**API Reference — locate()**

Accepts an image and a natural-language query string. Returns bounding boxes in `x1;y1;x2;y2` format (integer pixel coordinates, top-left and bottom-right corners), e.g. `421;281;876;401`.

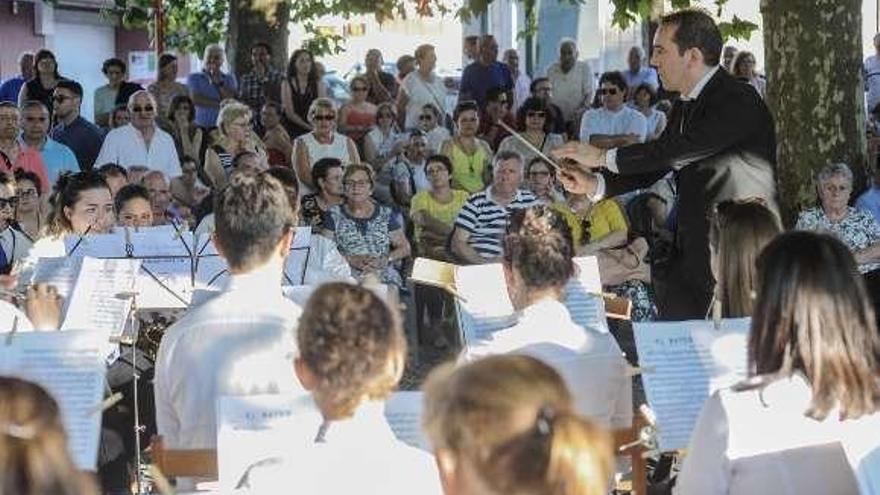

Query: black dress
285;78;318;138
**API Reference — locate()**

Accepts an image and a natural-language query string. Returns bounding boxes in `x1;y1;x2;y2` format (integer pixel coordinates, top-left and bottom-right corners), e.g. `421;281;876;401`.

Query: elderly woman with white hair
186;44;237;128
293;97;360;196
796;162;880;317
203;101;266;189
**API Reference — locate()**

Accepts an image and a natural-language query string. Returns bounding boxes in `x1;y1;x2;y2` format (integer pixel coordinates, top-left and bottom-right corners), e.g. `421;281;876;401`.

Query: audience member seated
579;71;647;147
166;94;203;169
260;101;294;168
623;46;659;96
504;48;531;112
142;170;175;226
0;174;33;272
523;157;563;203
463;206;632;427
397;44;447;131
281;48;327;138
237;41;284;116
632;83;667;141
108;104;130;129
363;49;399;105
365;102;405;204
498;97;565;166
95;91;182;178
148;53;190;128
731;50;766;99
203;101;265;189
396;54;416;82
300;157;344;230
411;155;469;261
17;49;66;114
0;376;100;495
13;169;43;241
417;103;450;154
115;183;153;228
169;155;208;213
477;86;515;151
323;164;410;293
96;163;128;198
439;101;493;194
293;98;359;196
795;163;880;309
50;80;104;171
0;52;33;104
187;44;238;129
530;77;567;135
18;100;78;186
243;283;439;494
451;151;537;264
338;75;377;146
155;172;305;490
546;39;594;133
676;232;880;495
458;34;513;110
94;58;143;128
0;103;49;190
423;354;614;495
709;199;781;318
127;165;149;186
856;157;880;225
389;129;430;209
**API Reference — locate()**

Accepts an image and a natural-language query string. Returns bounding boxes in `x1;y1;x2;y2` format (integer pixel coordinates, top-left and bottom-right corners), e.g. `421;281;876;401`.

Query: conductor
553;9;777;320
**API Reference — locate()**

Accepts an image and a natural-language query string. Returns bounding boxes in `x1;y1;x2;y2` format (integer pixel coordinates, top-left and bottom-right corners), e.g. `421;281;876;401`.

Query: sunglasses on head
132;105;155;113
598;88;619;96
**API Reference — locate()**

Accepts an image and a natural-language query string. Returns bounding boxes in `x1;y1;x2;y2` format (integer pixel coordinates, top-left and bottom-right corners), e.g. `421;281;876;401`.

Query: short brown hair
748;231;880;420
423;355;613;495
297;283;406;419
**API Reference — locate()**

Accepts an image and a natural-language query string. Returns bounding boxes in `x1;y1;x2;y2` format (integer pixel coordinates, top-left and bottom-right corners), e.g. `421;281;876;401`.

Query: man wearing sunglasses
578;71;647;147
50;80;105;171
95;90;181;178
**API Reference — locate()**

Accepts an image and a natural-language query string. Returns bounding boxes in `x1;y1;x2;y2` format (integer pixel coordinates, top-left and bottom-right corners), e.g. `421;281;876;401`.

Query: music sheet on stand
453;264;516;347
31;256;83;312
633;318;750;451
0;330;106;470
384;391;430;452
61;258;140;341
564;256;609;334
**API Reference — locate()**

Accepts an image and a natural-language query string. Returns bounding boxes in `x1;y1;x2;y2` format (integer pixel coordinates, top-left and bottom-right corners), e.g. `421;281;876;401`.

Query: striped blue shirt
454;187;538;260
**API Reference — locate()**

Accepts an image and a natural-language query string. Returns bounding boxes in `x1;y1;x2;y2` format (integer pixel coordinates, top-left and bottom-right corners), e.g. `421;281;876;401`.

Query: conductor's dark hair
661;9;723;67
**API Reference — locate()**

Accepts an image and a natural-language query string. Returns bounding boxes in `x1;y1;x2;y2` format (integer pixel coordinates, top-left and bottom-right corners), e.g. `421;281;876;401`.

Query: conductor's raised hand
551;141;606;170
558;161;599;197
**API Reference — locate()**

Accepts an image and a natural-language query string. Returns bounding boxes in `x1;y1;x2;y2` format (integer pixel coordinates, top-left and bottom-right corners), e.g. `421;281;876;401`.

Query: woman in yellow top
439;101;492;193
410;154;468;350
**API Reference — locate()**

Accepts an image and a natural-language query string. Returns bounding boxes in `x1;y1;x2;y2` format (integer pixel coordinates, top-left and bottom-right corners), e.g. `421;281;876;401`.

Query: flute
495;119;563;172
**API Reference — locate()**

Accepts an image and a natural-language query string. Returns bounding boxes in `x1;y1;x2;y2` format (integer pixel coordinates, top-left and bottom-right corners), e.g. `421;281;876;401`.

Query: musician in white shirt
155;172;306;463
463;205;632;430
242;283;441;494
676;232;880;495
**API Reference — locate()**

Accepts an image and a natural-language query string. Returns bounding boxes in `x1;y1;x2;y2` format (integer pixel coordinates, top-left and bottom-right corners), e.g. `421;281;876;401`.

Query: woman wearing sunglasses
498;96;564;166
293;97;360;197
338;75;377;146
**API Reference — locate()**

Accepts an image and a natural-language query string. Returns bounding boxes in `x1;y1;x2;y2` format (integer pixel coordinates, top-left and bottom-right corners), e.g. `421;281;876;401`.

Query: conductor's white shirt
675;375;880;495
243;399;442;495
463;297;633;430
155;259;306;452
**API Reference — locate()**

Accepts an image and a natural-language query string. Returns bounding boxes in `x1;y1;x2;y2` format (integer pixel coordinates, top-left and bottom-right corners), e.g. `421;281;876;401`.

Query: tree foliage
607;0;758;41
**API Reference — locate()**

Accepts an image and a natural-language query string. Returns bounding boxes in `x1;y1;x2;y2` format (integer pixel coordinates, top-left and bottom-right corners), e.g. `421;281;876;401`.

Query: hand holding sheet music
633;318;750;451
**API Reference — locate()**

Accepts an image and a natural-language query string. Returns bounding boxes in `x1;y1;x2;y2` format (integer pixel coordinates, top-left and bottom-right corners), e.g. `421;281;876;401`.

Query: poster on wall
128;51;157;84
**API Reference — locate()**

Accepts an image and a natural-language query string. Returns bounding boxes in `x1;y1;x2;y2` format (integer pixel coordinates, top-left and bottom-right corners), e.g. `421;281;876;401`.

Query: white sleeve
590;173;607;202
94;132;117;167
154;341;181;445
630;112;648;143
578;111;596;143
610;356;634;430
673;391;732;495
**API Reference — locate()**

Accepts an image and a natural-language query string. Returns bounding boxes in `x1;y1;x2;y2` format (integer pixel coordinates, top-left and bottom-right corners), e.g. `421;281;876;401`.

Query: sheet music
384;391;430;452
216;394;321;491
61;258;140;340
136;257;194;309
64;228;194;258
194;255;229;290
31;256;83;309
563;256;609;333
633;318;750;451
453;264;516;346
0;330;106;470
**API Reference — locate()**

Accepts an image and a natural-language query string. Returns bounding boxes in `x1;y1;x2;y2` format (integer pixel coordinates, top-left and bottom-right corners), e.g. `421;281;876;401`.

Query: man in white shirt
503;49;531;113
545;38;594;131
579;71;648;147
462;205;631;429
95;90;181;178
865;33;880;116
623;46;659;98
155;171;305;458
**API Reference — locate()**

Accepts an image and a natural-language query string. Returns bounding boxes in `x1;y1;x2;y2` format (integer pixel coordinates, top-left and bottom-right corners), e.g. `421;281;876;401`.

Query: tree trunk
227;0;290;78
762;0;866;226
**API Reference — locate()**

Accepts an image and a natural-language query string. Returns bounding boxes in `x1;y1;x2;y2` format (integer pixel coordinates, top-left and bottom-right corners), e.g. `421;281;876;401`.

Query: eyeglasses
352;86;368;91
313;114;336;121
598;88;619;96
526;111;546;118
131;105;155;113
344;179;371;189
18;189;37;198
419;114;433;121
0;197;19;209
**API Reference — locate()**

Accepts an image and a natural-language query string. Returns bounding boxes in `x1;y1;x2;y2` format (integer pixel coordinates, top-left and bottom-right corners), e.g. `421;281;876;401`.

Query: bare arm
451;227;487;265
577;229;628;256
281;81;313;131
588;134;642;149
294;139;315;190
855;241;880;264
388;229;411;262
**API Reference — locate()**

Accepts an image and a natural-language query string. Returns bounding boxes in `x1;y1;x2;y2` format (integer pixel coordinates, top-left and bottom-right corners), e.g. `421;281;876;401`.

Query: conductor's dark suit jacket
604;68;778;319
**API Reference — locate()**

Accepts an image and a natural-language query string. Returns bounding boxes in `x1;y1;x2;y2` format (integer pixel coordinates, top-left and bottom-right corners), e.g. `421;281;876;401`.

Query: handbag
597;237;651;286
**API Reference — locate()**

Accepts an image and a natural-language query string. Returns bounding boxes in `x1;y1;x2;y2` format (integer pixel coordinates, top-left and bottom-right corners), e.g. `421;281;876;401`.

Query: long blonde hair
423;355;613;495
